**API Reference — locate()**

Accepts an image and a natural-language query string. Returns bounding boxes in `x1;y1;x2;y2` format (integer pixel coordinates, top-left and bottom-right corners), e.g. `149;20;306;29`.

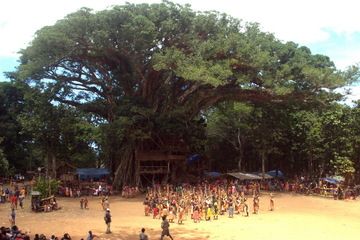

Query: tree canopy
16;1;350;118
6;1;359;186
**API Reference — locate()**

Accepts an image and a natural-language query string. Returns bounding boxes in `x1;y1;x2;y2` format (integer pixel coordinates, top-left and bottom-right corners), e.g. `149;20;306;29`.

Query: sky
0;0;359;100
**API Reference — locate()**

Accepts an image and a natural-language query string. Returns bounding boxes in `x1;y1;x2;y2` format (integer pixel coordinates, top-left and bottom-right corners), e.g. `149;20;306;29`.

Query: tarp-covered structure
321;177;342;185
251;172;274;179
187;154;201;164
204;171;223;178
267;170;285;178
76;168;110;180
227;172;262;180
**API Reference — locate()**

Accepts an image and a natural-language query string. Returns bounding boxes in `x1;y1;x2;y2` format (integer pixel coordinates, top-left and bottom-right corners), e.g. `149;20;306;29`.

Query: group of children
143;180;275;224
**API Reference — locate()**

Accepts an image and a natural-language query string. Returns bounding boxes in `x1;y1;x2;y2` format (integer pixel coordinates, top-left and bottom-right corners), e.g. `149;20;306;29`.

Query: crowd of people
121;186;140;198
0;184;26;208
0;225;30;240
1;174;358;240
58;182;112;198
0;227;98;240
142;180;273;225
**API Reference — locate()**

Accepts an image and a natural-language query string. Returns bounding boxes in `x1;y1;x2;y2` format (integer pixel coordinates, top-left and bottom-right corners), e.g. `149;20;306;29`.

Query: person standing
160;215;174;240
228;199;234;218
243;198;249;217
104;197;110;210
253;194;260;214
139;228;149;240
10;194;17;209
9;208;16;226
84;197;89;209
104;208;112;234
19;187;25;209
101;196;105;210
269;193;274;211
80;198;84;209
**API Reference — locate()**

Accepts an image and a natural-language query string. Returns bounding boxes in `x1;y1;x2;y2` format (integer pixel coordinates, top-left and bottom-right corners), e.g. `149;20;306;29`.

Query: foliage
33;177;60;198
0;82;31;171
0;142;9;177
330;155;355;176
204;99;360;180
206;102;252;170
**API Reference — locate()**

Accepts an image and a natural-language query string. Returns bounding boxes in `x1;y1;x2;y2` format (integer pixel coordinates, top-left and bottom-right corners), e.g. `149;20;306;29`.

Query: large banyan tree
15;1;353;187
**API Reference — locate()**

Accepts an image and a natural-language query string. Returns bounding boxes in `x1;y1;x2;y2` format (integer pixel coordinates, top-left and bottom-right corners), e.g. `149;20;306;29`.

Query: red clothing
193;210;199;222
153;207;159;218
11;195;17;204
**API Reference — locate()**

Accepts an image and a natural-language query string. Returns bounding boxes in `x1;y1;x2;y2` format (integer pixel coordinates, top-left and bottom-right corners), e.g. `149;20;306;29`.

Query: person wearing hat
104;208;112;234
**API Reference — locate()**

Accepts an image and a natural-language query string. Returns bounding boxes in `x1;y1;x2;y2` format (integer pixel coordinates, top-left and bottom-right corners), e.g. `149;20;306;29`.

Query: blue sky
1;0;359;100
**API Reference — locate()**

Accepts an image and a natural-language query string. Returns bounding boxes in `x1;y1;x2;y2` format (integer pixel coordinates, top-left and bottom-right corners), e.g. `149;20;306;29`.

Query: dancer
104;208;112;234
269;193;274;211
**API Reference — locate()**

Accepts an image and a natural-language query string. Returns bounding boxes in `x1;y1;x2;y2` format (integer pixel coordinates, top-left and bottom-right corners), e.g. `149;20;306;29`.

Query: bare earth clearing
1;193;359;240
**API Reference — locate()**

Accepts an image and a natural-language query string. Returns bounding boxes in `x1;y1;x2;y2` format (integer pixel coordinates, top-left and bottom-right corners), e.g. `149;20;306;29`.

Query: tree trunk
308;154;313;177
46;151;50;178
261;149;266;179
51;152;56;178
236;128;243;171
112;144;138;190
237;155;243;172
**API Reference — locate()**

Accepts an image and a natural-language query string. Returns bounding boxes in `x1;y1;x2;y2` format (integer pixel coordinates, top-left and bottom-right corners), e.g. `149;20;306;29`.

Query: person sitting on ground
61;233;71;240
86;231;97;240
39;234;47;240
139;228;149;240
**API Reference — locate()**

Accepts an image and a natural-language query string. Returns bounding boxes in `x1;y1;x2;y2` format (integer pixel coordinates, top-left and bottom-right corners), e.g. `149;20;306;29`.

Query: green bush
33;177;60;198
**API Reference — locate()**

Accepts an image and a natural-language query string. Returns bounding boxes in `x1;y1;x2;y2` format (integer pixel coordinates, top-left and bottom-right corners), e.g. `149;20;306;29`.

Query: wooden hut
56;161;77;182
136;137;189;185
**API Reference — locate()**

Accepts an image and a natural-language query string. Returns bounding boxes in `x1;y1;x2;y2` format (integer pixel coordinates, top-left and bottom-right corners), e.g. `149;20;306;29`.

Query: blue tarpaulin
187;154;201;163
76;168;110;180
266;170;284;178
227;172;262;180
204;172;223;178
321;177;340;185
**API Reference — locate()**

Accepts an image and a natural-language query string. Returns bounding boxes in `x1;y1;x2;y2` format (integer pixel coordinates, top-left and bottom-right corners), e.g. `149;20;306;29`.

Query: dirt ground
1;193;359;240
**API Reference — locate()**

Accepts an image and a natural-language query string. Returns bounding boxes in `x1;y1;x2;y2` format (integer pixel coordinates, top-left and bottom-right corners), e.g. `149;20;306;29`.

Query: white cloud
0;0;124;56
336;85;360;105
332;49;360;70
